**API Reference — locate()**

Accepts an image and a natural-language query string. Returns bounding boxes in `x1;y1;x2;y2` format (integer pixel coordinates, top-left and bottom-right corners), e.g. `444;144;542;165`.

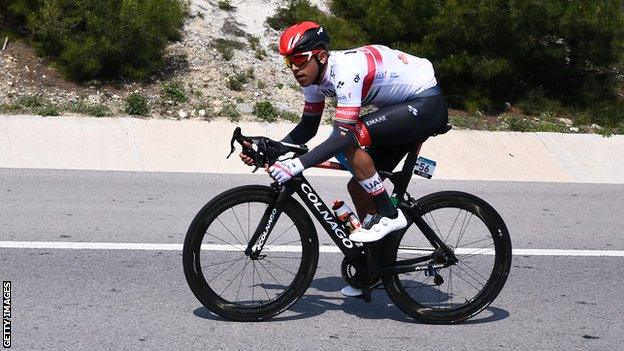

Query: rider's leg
343;143;398;219
347;177;376;220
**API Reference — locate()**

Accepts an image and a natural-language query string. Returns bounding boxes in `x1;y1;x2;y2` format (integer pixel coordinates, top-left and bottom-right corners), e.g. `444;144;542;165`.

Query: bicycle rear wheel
183;185;318;321
382;191;512;324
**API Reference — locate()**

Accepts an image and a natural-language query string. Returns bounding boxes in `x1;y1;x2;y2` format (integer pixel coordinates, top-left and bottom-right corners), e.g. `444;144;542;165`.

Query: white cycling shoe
349;210;407;243
340;285;364;297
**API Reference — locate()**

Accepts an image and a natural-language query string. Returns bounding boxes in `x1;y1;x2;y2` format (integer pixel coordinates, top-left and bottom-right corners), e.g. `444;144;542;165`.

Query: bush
253;101;278;122
270;0;624;126
161;82;188;104
2;0;186;81
219;103;241;122
218;1;235;11
212;39;245;61
125;93;150;116
68;101;111;117
227;69;255;91
37;104;60;116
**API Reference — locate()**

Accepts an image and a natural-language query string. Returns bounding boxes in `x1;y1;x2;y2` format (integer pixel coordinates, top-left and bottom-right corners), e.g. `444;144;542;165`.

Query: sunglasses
284;50;323;68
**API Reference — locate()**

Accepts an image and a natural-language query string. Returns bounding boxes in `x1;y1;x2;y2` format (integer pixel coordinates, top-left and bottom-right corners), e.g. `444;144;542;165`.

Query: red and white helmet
278;21;330;56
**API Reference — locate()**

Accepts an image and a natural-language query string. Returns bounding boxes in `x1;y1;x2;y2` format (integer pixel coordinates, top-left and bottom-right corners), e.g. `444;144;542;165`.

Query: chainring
341;257;380;290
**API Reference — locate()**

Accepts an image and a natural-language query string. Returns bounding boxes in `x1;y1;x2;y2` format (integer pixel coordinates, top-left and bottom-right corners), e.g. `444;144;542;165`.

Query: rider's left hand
268;158;304;184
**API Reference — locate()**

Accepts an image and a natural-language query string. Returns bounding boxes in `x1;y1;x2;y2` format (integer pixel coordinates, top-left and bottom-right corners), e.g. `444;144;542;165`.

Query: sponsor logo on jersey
390;72;400;79
354;74;361;83
336;81;344;89
408;105;418;116
365;115;388;126
338;95;348;101
398;53;409;64
375;71;387;80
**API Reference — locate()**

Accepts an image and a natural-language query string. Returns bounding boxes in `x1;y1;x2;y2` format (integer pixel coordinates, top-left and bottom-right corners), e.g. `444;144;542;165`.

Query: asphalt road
1;168;623;350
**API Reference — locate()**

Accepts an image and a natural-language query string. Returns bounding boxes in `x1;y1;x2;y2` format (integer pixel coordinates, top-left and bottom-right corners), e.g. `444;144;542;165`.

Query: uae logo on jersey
408;105;418;117
337;81;344;89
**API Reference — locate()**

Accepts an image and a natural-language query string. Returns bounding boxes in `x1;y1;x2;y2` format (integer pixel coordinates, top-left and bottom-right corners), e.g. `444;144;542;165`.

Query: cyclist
240;21;448;294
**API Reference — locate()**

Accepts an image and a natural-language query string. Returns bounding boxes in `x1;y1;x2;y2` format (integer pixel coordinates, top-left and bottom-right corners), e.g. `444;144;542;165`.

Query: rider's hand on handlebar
239;141;268;169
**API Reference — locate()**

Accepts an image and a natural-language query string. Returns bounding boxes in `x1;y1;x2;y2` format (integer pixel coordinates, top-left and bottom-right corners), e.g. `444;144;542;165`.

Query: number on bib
414;157;436;179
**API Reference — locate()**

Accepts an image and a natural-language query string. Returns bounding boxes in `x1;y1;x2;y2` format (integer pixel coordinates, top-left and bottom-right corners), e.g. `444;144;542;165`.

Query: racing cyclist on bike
240;21;449;295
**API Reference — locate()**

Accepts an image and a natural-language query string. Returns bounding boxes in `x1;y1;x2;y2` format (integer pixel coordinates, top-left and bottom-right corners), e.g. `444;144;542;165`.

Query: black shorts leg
361;94;448;146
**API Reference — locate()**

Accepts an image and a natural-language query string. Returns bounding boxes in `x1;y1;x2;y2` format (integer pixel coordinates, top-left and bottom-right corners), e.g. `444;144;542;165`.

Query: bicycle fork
244;184;292;259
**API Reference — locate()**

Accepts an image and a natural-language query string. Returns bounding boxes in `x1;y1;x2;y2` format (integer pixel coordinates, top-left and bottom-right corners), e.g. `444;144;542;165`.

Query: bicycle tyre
183;185;318;321
382;191;512;324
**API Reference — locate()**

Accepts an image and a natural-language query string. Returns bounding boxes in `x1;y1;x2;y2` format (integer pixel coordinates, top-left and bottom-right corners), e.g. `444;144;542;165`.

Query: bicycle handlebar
226;127;308;173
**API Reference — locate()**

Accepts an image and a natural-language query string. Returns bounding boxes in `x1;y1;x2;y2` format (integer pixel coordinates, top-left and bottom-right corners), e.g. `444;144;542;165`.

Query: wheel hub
341;257;380;290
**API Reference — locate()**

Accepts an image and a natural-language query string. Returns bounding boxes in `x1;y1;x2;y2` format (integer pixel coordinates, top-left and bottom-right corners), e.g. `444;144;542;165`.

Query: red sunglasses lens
288;54;310;67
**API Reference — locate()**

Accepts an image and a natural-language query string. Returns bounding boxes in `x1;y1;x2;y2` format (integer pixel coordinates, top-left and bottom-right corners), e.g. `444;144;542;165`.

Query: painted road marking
0;241;623;257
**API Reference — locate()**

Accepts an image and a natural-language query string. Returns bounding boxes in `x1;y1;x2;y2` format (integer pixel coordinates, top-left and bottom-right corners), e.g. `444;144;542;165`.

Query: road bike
183;127;512;323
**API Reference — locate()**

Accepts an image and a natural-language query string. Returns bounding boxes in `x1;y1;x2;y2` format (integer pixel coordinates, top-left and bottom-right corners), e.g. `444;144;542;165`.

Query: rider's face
289;50;327;87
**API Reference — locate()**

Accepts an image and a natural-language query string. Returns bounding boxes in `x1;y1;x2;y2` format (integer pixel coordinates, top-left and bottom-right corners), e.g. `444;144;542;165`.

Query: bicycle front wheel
382;191;512;324
183;185;318;321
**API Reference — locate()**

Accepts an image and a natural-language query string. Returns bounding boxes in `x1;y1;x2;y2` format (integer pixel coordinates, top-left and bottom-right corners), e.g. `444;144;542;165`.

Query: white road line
1;241;624;257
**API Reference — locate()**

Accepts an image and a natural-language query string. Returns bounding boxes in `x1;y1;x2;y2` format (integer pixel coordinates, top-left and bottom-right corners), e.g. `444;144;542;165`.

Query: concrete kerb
1;115;623;183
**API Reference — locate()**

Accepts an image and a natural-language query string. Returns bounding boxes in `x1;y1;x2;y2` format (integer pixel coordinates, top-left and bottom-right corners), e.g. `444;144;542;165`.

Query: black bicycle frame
244;141;457;272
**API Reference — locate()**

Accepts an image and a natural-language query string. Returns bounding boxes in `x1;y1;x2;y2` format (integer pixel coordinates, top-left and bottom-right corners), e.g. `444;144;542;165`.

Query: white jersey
302;45;437;123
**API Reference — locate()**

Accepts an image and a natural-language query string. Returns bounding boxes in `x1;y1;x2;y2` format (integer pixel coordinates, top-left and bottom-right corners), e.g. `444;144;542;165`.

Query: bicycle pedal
358;290;372;303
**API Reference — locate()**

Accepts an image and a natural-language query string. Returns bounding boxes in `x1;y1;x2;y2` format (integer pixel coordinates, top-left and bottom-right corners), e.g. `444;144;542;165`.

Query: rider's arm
280;108;323;144
297;103;362;168
281;88;325;144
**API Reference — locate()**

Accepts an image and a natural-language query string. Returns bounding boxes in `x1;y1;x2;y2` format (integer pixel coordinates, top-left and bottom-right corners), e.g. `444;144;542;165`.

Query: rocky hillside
0;0;331;121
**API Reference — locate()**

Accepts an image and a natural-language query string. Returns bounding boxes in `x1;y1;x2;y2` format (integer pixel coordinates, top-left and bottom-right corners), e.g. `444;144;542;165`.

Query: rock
7;81;14;86
112;95;121;99
569;127;579;132
178;109;188;119
237;103;253;114
198;109;206;117
591;124;602;130
504;102;512;110
557;118;573;126
253;92;260;97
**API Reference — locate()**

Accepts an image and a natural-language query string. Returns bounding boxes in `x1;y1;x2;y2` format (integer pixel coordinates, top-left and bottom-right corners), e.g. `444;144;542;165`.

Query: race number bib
414;157;436;179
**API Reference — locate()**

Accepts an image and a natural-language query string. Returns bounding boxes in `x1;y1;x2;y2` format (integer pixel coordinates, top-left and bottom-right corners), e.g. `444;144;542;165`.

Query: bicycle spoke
455;212;474;248
456;236;491;249
458;260;489;284
457;242;495;261
216;218;246;247
220;259;251;297
453;264;486;291
269;238;302;247
207;254;246;284
231;206;248;242
203;255;246;269
253;262;272;302
266;223;296;246
443;209;463;244
257;259;284;287
204;232;244;252
235;257;248;302
264;259;297;277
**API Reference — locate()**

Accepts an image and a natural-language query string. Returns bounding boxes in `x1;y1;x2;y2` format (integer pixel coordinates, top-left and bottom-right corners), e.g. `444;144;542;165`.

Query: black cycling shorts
360;92;448;172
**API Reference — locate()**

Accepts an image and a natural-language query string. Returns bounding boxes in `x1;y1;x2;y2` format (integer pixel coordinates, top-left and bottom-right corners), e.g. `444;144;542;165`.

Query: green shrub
3;0;187;81
37;104;60;116
67;101;111;117
161;82;188;104
125;93;150;116
218;0;235;11
227;69;255;91
18;95;43;108
212;39;245;61
219;103;241;122
279;110;299;122
253;101;278;122
271;0;624;126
